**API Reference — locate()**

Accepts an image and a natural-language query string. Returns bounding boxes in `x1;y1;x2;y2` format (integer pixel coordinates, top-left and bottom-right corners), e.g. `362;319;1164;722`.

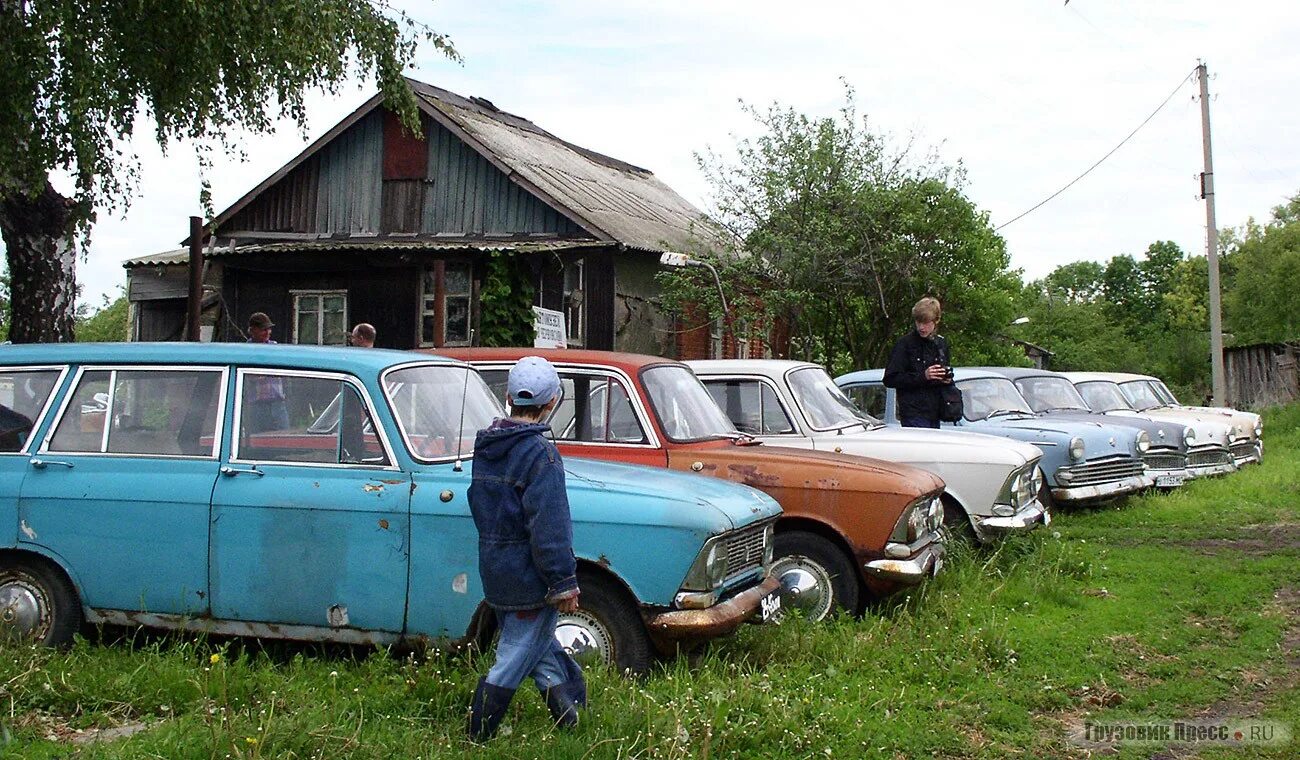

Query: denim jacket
468;419;579;611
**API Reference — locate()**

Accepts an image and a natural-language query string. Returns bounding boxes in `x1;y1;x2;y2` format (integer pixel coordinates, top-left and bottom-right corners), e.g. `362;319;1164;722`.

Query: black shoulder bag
939;383;964;423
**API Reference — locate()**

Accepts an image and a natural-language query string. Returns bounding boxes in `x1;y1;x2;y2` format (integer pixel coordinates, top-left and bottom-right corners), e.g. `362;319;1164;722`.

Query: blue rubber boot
468;678;516;741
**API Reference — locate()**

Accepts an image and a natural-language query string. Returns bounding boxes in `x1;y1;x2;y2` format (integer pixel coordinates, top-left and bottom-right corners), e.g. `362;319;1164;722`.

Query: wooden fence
1225;342;1300;409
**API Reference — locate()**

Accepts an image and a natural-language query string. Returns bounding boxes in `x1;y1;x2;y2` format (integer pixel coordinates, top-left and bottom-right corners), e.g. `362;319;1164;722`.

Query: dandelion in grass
210;653;222;665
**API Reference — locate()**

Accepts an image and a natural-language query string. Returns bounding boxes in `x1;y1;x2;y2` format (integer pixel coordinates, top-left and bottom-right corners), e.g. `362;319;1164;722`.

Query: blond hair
911;297;942;323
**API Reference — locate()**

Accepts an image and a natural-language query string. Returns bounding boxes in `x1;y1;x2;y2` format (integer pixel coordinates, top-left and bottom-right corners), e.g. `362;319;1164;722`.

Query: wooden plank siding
421;117;582;237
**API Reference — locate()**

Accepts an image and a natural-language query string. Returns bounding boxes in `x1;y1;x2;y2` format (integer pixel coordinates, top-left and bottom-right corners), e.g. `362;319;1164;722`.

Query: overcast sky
44;0;1300;309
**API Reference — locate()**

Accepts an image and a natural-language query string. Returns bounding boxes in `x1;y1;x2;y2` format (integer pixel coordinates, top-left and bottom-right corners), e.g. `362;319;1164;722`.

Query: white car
1060;372;1240;473
1127;373;1262;464
687;359;1048;542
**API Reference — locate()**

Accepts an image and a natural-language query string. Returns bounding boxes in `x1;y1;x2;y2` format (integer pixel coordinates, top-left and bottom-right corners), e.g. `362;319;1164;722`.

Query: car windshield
788;367;875;430
1076;381;1134;412
383;364;503;460
956;378;1034;421
1119;380;1165;411
641;365;737;442
1014;376;1090;413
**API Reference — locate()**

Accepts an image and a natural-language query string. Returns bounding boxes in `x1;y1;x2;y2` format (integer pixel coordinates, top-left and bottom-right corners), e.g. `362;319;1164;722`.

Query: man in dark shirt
883;297;953;428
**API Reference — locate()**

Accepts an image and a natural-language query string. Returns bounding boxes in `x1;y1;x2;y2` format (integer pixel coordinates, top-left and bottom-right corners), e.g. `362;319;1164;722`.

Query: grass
3;406;1299;758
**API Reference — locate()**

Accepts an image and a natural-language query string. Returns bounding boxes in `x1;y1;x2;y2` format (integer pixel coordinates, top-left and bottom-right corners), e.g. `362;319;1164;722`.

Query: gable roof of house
203;78;732;255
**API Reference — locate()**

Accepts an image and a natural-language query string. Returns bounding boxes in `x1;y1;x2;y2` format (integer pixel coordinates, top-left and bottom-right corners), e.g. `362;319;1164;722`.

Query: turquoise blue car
835;368;1156;506
0;343;781;674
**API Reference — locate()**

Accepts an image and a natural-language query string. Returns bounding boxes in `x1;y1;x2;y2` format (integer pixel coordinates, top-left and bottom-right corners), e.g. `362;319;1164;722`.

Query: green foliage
477;253;537;347
1224;193;1300;345
4;405;1299;757
75;293;129;342
695;84;1023;373
0;0;457;216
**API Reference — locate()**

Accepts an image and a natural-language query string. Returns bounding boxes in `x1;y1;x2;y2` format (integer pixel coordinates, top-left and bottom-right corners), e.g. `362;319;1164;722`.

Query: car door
0;367;67;536
477;365;667;467
209;368;410;635
18;365;225;616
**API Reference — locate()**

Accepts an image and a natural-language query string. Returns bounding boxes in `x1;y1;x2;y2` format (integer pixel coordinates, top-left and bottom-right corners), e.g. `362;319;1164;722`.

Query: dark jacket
883;329;952;421
469;419;578;611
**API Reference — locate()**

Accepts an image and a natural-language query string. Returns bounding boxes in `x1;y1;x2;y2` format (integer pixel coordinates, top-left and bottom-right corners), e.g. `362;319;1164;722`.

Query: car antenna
452;329;475;472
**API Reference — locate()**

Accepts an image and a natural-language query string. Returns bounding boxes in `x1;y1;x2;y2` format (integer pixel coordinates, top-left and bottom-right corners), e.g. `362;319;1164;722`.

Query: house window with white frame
420;261;473;346
564;259;584;346
292;291;348;345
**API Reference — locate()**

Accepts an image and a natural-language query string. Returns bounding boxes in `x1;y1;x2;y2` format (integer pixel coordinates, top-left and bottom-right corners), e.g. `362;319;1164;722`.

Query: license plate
1156;474;1185;488
758;589;783;623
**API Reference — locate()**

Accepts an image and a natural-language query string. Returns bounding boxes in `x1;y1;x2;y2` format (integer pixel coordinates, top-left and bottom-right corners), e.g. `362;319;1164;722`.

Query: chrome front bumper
1231;440;1263;466
645;574;781;644
1186;460;1237;479
863;540;946;584
1052;473;1155;503
972;500;1051;537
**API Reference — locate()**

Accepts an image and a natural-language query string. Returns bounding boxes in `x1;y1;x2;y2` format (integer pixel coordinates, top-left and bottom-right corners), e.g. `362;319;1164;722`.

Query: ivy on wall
478;252;537;347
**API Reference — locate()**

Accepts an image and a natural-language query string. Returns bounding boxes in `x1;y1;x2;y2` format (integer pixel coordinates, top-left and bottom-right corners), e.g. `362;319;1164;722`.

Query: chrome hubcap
555;610;613;666
773;556;834;621
0;577;49;641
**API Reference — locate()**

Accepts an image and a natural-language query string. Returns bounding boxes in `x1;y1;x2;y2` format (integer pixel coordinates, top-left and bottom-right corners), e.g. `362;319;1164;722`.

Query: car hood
1038;410;1187;452
674;444;944;500
1105;409;1234;447
832;425;1041;467
561;456;782;532
961;415;1141;458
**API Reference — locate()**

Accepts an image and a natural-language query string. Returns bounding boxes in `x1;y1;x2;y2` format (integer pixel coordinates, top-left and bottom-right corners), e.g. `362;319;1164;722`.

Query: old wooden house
125;79;734;354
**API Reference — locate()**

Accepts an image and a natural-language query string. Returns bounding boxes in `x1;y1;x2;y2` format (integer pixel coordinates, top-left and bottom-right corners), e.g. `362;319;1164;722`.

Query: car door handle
30;458;74;469
220;465;264;477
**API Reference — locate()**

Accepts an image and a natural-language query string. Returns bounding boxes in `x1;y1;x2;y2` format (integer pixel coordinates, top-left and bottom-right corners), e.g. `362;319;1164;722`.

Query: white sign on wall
533;306;567;349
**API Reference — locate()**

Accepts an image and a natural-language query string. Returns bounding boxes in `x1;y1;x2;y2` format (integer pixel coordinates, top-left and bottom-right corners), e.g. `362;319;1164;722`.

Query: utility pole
1197;60;1226;406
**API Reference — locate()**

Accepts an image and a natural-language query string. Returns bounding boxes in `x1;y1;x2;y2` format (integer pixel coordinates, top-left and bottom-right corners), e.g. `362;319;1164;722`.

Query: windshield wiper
720;431;762;445
983;409;1025;420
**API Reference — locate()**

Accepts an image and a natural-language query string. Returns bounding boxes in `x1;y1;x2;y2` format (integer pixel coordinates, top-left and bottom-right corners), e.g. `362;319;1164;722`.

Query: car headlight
1254;420;1263;437
763;523;775;568
1069;436;1085;462
1136;430;1150;453
891;495;941;543
1183;427;1196;446
680;537;729;591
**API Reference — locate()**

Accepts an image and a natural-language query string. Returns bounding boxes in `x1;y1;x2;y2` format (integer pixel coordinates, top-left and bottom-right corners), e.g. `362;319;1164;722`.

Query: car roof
0;342;456;374
686;359;818;375
835;368;884;385
952;367;1007;381
1059;371;1148;383
971;366;1068;381
430;347;682;373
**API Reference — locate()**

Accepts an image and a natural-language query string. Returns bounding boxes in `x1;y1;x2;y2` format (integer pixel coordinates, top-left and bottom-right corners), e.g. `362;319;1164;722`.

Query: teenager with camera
883;297;961;428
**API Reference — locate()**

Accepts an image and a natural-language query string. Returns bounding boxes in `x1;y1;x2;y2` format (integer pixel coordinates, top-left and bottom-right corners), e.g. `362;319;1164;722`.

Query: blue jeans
486;606;584;692
900;416;940;429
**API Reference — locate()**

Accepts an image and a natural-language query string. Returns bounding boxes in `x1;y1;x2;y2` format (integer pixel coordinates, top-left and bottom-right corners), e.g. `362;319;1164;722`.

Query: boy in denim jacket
467;356;585;741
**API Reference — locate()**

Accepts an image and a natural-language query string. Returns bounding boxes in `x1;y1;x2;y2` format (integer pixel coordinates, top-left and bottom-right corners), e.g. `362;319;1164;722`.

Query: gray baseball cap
507;356;560;407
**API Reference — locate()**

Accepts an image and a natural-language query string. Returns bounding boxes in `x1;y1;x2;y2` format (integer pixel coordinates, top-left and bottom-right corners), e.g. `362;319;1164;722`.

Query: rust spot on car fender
363;483;383;493
726;463;781;487
378;519;390;530
380;479;405;485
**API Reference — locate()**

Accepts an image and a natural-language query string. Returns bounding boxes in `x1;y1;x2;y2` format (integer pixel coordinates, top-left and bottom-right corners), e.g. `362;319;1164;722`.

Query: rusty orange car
433;348;947;621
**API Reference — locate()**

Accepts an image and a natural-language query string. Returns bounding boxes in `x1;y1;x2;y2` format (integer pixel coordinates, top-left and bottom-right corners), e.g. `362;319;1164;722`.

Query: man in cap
466;356;585;741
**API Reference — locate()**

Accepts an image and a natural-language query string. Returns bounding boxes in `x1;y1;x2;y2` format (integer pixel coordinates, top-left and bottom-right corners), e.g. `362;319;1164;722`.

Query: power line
996;68;1197;231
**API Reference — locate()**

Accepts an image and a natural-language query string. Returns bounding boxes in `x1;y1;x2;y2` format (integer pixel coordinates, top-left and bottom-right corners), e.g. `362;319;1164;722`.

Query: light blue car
0;343;782;674
835;368;1156;506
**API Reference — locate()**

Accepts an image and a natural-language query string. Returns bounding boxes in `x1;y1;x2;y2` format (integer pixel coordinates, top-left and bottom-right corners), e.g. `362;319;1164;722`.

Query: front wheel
554;572;652;675
0;560;80;647
771;531;860;622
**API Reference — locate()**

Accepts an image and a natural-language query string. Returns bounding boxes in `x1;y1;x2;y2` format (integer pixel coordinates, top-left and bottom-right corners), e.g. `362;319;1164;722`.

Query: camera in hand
942;365;955;381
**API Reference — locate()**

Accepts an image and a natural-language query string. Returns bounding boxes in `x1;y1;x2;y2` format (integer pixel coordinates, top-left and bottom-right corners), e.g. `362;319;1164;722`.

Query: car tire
771;531;859;622
0;559;80;647
941;497;977;544
554;571;652;676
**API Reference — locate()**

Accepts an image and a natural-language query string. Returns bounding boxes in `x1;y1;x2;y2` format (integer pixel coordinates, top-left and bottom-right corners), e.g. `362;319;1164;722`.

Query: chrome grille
1059;456;1145;487
1142;451;1186;471
724;522;768;578
1188;447;1233;467
1230;441;1258;460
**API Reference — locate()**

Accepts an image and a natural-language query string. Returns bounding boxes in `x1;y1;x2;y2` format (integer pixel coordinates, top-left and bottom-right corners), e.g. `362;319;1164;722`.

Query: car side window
239;373;388;466
703;380;796;435
478;369;508;404
548;373;647;444
845;385;886;421
0;368;62;452
48;369;222;456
